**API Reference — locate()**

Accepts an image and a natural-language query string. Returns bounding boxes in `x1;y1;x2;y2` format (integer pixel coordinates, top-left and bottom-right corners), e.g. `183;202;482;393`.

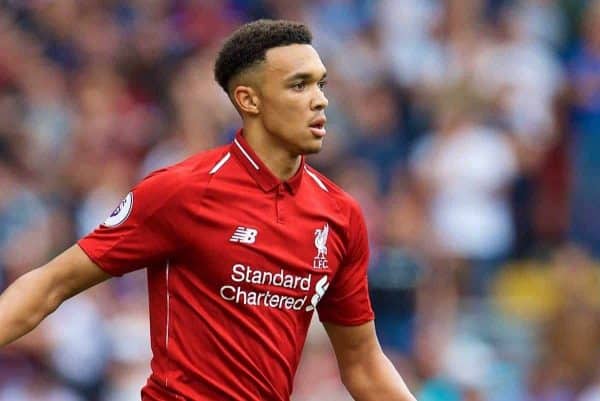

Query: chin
299;139;324;155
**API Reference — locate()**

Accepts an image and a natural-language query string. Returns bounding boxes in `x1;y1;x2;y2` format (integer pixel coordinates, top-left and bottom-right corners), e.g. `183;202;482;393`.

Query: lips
309;117;327;137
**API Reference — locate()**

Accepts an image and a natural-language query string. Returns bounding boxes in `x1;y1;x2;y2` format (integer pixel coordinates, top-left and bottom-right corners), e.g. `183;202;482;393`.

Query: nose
311;87;328;111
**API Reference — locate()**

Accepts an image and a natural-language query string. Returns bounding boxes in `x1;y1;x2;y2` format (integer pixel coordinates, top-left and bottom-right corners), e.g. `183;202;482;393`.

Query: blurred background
0;0;599;400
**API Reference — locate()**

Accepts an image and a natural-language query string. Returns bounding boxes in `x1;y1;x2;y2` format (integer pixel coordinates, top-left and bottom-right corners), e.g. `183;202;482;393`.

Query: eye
318;79;328;90
293;81;306;91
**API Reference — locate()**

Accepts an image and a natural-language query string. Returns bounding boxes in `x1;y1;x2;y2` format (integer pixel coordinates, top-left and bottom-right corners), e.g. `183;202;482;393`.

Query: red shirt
78;131;374;401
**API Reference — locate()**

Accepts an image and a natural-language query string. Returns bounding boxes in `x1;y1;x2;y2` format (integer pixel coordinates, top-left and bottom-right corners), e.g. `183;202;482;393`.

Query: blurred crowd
0;0;599;400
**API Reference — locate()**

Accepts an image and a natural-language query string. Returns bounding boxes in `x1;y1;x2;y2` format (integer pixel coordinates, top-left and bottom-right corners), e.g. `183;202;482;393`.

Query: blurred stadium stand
0;1;599;400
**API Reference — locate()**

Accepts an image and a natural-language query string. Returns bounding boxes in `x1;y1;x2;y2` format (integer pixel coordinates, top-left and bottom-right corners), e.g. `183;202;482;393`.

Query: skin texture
232;44;329;180
325;322;416;401
229;44;416;401
0;43;416;401
0;245;110;347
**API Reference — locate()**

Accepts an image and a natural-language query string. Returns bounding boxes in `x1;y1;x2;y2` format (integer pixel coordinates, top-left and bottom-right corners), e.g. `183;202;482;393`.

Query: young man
0;20;416;401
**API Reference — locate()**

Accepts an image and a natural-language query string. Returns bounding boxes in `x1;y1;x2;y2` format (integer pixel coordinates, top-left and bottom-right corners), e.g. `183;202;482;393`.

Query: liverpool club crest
313;223;329;269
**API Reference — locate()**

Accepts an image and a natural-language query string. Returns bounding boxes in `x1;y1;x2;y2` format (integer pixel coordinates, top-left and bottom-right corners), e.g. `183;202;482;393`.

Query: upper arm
77;168;186;276
40;244;111;305
324;321;416;401
323;321;381;377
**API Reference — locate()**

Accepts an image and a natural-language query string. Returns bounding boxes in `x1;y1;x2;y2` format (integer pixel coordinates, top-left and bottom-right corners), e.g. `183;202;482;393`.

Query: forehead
263;44;326;78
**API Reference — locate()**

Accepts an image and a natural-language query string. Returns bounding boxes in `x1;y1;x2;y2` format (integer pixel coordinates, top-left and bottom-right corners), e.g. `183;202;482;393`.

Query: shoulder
141;145;230;186
157;144;232;178
303;167;369;267
133;145;231;207
303;164;363;218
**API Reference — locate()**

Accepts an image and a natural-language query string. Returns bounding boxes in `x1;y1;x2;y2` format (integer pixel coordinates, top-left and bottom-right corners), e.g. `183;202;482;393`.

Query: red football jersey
78;130;374;401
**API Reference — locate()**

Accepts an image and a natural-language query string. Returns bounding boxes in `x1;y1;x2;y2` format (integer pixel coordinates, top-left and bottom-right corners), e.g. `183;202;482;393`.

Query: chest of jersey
175;180;346;314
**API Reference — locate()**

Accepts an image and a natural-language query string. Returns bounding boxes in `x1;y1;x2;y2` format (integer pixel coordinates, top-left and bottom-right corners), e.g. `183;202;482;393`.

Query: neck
242;121;302;181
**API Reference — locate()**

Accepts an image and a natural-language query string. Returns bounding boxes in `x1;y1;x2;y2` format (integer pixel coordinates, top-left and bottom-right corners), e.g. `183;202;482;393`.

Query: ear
233;86;260;115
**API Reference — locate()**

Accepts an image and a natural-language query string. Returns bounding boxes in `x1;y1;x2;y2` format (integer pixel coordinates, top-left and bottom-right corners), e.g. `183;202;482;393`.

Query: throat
263;152;302;181
243;127;303;181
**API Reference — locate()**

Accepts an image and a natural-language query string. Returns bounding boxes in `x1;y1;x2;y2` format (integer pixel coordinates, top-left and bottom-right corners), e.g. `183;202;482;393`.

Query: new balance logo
230;227;258;244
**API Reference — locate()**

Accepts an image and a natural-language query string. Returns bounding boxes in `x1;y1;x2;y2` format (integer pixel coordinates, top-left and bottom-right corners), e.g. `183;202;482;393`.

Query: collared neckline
230;129;305;195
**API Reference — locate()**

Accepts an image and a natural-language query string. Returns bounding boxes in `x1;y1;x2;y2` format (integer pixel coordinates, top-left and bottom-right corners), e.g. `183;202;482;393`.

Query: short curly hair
214;19;313;94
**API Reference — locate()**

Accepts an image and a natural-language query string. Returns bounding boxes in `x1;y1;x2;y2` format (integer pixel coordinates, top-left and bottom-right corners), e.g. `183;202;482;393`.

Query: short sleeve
317;202;375;325
78;168;185;276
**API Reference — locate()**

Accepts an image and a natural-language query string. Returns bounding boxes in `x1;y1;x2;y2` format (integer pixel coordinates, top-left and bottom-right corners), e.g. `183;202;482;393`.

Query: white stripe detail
165;259;171;388
234;139;260;170
209;152;231;174
304;166;328;192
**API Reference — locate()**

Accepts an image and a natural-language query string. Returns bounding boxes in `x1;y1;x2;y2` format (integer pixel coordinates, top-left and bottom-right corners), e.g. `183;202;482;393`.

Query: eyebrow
286;71;328;82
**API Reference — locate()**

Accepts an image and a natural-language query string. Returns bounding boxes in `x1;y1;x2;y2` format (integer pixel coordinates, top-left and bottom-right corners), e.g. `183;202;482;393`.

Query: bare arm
324;321;417;401
0;244;111;347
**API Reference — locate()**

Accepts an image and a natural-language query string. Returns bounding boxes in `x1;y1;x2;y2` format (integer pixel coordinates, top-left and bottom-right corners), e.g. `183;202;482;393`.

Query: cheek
262;95;305;129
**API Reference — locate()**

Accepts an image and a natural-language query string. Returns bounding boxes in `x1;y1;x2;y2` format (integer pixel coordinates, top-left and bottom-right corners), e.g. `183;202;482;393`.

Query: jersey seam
341;203;353;268
91;171;191;266
165;259;172;390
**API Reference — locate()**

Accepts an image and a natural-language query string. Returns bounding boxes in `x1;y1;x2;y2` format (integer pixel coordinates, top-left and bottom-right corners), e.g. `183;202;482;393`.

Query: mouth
309;117;327;138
